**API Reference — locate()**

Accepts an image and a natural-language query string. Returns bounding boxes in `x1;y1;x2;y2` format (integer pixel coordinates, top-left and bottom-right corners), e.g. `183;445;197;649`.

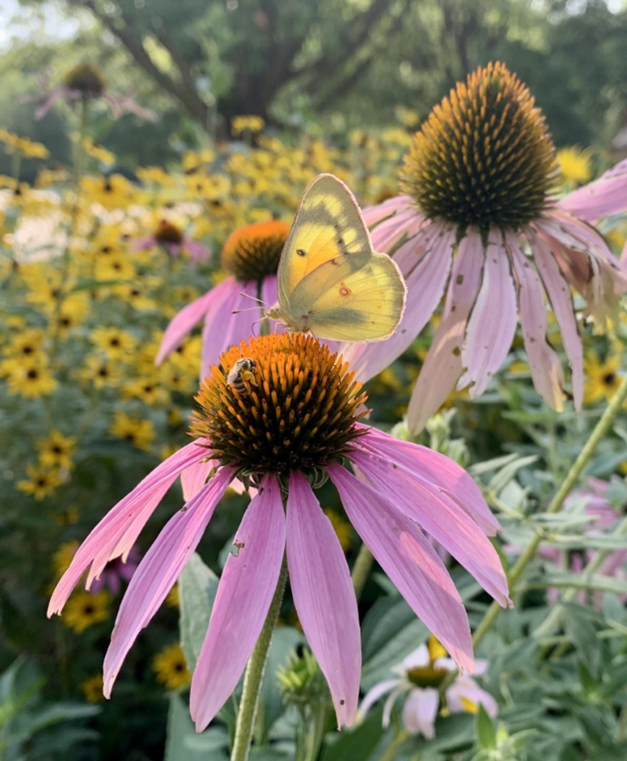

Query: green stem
230;559;288;761
379;729;410;761
304;702;328;761
473;372;627;649
351;542;374;600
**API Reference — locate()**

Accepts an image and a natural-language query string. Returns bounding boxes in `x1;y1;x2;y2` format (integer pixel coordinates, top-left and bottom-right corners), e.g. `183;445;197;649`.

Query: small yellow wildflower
584;353;622;405
90;327;137;359
109;412;156;452
81;138;115;165
37;431;76;470
557;146;593;185
81;674;105;703
0;129;50;159
5;360;57;398
122;377;169;407
17;464;64;500
165;584;180;608
111;281;158;311
63;591;111;634
77;355;123;389
52;540;80;579
3;328;47;360
231;115;265;136
153;643;191;690
94;253;136;281
81;174;138;209
323;508;352;552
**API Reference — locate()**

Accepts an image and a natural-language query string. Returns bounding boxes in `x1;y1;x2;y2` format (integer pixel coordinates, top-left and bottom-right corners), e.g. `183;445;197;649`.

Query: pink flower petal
286;473;361;728
362;195;413;227
200;280;260;380
407;229;484;433
181;456;217;501
342;222;455;383
403;688;439;738
370;209;422;252
156;278;236;365
354;426;501;535
529;230;584;410
359;679;401;720
48;441;209;616
459;228;517;396
103;467;233;696
190;475;286;731
558;159;627;221
507;232;565;411
328;464;474;673
350;450;510;606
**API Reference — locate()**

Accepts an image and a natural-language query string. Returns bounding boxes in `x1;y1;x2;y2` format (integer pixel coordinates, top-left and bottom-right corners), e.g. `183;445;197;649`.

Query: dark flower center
64;64;106;98
190;334;368;484
155;220;184;245
399;61;558;232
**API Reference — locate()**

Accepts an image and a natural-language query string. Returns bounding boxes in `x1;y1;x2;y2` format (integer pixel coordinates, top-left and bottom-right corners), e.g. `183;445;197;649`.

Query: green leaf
179;553;219;671
562;605;602;678
320;706;386;761
476;704;497;750
528;571;627;595
165;694;224;761
70;278;125;291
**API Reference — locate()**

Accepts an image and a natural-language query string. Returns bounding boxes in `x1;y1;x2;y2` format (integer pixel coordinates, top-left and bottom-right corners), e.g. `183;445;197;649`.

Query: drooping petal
530;230;584;409
359;679;401;720
459;228;518;397
48;440;209;615
402;688;439;738
103;467;233;697
200;280;260;380
446;677;498;717
329;464;474;673
156;277;236;365
350;450;510;607
558;159;627;222
354;425;501;535
507;232;565;411
407;229;484;433
341;222;455;383
286;473;361;728
190;475;286;731
370;208;422;253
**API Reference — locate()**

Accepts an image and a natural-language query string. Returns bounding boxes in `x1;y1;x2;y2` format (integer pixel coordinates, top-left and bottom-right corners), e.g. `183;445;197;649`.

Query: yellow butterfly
267;174;406;342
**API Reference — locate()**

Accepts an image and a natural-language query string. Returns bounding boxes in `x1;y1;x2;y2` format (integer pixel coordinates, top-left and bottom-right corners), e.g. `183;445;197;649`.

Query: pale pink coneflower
132;219;211;263
27;63;157;122
339;62;627;433
359;636;498;739
155;220;290;379
48;333;509;731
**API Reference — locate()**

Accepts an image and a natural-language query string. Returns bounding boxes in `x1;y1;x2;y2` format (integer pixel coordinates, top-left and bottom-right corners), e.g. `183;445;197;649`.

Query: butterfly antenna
231;291;269;316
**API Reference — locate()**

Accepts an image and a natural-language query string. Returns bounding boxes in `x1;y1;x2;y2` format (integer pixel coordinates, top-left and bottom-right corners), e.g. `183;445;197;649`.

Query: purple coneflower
156;220;290;378
29;63;157;122
340;62;627;433
359;637;498;739
132;219;211;263
49;333;509;730
89;545;141;596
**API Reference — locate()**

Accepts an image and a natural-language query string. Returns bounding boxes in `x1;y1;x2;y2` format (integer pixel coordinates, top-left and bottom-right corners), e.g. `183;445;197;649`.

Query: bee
226;357;258;395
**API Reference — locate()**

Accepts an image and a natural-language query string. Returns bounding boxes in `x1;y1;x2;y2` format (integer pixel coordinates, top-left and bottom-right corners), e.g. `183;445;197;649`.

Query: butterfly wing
289;252;406;341
277;173;406;341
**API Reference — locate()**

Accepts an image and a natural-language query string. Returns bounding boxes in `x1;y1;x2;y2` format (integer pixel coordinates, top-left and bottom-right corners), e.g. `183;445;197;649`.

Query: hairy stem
231;559;288;761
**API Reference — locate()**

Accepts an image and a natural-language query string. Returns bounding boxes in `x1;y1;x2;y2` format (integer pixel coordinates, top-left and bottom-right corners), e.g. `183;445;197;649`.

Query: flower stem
351;543;373;600
230;558;288;761
473;372;627;649
379;729;410;761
